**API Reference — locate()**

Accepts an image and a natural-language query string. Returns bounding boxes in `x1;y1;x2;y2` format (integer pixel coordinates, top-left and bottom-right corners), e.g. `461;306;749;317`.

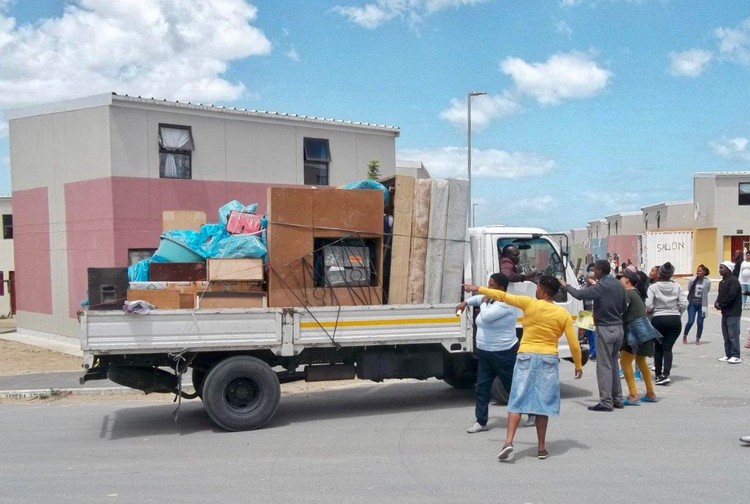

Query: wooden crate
207;258;264;281
126;289;194;309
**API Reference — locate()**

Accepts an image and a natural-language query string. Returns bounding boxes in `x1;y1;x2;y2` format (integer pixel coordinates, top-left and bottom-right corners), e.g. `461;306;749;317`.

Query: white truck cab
465;225;584;361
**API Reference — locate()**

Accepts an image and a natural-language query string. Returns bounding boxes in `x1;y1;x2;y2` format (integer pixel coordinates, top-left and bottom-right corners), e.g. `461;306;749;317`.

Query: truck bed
79;304;471;367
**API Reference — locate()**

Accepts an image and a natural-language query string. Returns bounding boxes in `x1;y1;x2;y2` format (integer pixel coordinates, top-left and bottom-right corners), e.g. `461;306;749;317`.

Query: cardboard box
196;292;267;309
207;258;264;281
126;289;194;309
163;210;206;232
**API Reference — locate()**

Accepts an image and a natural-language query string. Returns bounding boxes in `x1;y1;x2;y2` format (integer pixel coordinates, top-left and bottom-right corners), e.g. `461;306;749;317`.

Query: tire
443;373;476;389
563;347;590;367
201;356;281;431
191;367;207;398
490;377;510;405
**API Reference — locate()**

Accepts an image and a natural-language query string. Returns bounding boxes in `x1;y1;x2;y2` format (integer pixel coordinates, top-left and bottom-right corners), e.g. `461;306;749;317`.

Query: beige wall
109;104;397;185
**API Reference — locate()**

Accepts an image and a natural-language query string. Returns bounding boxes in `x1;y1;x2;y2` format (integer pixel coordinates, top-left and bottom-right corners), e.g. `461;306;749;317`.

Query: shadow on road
99;379;595;439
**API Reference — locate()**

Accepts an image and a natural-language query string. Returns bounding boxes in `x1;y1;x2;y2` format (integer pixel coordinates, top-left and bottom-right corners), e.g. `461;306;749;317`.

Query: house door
731;236;749;256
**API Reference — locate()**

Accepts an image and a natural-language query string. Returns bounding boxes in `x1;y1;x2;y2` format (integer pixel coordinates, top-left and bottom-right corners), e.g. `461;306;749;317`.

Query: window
304;137;331;185
2;214;12;240
615;221;619;235
128;248;157;266
159;124;194;179
740;183;750;205
656;210;661;229
644;213;649;230
496;237;567;302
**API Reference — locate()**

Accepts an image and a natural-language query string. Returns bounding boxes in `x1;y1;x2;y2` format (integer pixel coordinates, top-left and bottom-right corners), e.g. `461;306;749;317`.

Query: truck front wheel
490;377;510;405
201;356;280;431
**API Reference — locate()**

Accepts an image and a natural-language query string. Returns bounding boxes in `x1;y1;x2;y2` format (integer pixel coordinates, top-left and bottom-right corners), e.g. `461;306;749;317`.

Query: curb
0;387;136;399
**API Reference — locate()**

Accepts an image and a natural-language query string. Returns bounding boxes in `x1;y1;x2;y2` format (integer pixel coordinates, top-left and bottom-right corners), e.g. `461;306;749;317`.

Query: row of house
564;172;750;276
4;92;750;341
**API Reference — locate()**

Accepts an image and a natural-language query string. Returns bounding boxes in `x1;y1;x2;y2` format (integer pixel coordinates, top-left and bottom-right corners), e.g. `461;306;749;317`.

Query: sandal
537;449;549;460
639;395;658;403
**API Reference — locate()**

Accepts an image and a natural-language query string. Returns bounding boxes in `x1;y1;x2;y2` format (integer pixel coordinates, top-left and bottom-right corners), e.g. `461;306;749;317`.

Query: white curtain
159;127;193;150
159;127;193;178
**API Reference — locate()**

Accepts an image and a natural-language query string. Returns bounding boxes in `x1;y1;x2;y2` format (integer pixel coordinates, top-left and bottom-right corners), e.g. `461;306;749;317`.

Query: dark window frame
739;182;750;206
158;124;194;180
303;138;331;186
128;248;157;266
2;214;12;240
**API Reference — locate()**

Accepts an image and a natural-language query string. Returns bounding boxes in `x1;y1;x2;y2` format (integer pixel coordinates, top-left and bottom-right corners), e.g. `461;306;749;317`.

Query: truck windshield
497;237;565;279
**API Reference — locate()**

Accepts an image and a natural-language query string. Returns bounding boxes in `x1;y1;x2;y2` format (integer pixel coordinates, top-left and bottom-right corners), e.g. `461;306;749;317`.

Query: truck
79;225;586;431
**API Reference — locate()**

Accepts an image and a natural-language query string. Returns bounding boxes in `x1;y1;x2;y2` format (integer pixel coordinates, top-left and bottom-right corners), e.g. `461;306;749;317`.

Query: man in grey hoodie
561;259;627;411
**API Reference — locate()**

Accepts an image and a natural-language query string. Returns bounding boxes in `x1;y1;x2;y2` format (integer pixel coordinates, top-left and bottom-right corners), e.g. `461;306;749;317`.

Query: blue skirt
507;352;561;417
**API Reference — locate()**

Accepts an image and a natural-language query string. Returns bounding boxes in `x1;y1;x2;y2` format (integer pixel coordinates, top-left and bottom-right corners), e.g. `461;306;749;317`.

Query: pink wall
12;187;52;314
64;177;274;316
607;235;639;266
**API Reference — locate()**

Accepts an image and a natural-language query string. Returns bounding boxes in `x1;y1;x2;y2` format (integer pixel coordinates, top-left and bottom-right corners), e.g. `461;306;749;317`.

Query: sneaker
649;364;655;372
497;444;514;461
728;357;742;364
587;403;613;412
740;435;750;444
467;422;488;433
537;449;549;460
718;356;730;362
655;375;671;385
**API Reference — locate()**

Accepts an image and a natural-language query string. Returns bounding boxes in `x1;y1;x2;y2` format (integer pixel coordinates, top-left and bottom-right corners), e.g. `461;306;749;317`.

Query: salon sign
639;231;693;275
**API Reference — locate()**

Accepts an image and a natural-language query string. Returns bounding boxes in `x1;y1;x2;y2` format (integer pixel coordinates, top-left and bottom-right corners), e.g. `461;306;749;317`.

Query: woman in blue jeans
683;264;711;345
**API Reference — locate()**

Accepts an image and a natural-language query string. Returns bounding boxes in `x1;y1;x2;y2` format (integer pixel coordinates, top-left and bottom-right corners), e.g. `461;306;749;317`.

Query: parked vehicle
79;225;586;431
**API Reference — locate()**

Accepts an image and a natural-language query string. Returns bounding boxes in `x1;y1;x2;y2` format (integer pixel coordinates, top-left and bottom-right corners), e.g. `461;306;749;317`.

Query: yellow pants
620;351;655;397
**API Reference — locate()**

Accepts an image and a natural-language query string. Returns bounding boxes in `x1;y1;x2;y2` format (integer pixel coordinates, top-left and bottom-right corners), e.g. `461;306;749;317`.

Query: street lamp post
467;91;486;227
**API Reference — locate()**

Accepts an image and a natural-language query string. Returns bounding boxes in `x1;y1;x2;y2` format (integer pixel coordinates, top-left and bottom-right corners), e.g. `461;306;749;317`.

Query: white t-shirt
740;260;750;284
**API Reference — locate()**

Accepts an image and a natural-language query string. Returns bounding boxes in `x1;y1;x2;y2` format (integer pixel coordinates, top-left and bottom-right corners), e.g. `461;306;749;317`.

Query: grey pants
721;315;741;359
595;324;624;408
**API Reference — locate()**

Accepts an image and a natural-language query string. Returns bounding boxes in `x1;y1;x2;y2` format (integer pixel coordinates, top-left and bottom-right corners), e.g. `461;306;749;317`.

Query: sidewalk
0;318;133;399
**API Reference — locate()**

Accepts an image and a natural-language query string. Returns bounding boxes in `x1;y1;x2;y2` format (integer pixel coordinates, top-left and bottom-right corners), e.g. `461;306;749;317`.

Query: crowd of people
460;255;750;462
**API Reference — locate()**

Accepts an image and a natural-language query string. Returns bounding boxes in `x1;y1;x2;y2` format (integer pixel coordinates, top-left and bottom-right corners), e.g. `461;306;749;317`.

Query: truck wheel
442;374;476;389
191;367;207;398
490;377;510;405
563;347;590;367
201;356;280;431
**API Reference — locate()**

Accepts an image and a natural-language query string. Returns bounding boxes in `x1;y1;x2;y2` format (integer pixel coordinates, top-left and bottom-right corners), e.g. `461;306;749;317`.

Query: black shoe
588;403;613;412
655;375;671;386
613;403;624;409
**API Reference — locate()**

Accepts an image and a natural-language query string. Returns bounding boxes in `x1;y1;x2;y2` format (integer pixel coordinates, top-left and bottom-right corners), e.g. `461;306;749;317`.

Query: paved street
1;313;750;504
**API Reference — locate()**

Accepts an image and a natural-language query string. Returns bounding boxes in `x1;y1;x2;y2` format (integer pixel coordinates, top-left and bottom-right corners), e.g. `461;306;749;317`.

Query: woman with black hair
618;270;658;404
463;275;583;461
646;262;688;385
683;264;711;345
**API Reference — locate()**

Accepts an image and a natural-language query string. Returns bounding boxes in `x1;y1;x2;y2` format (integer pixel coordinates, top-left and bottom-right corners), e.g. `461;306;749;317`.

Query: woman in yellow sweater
463;275;583;461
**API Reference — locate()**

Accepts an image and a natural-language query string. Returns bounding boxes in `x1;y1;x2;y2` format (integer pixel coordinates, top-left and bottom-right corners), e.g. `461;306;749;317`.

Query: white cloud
710;137;750;161
286;48;300;62
556;20;573;37
0;0;271;109
669;49;712;77
510;195;558;213
715;17;750;65
333;0;487;29
582;190;641;211
397;146;556;179
439;92;521;130
500;51;612;105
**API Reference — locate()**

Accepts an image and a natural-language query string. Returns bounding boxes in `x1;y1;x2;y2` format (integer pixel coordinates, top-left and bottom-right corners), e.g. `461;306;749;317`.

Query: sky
1;0;750;232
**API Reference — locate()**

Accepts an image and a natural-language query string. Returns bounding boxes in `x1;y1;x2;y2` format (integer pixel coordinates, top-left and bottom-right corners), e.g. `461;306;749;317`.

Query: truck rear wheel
201;356;280;431
490;377;510;405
